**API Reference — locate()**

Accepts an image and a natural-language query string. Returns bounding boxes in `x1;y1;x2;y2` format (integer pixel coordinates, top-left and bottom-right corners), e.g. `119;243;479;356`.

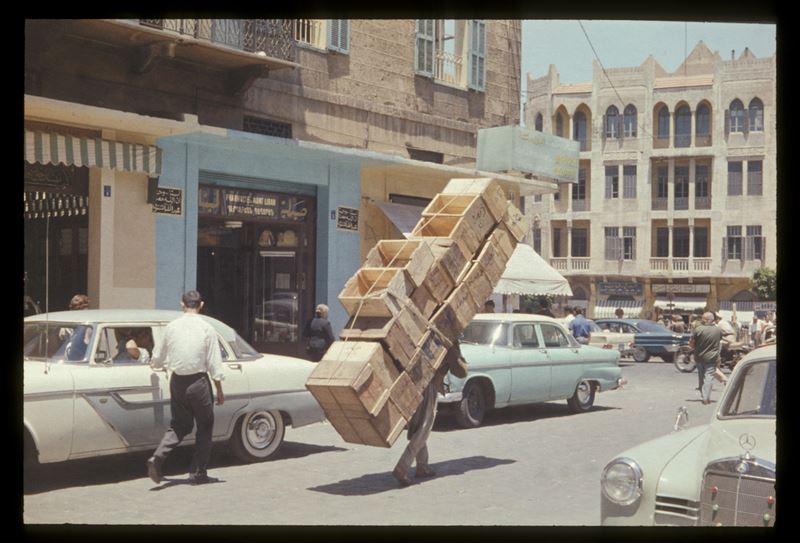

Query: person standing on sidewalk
147;290;225;485
689;312;724;405
392;341;468;487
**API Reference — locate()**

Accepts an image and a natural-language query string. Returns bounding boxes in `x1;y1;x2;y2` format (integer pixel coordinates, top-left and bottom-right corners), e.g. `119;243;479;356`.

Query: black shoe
392;467;412;487
146;457;162;484
415;466;437;478
189;473;216;485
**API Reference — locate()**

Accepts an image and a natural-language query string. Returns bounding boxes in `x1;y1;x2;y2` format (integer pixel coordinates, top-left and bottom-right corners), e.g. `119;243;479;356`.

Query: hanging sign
152;187;183;215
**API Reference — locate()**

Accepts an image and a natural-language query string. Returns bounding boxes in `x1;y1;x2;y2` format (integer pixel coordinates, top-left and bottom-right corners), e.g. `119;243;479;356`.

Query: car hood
656;418;776;501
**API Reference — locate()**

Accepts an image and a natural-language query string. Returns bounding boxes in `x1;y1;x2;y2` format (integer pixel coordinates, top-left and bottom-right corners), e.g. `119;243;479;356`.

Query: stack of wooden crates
306;178;529;447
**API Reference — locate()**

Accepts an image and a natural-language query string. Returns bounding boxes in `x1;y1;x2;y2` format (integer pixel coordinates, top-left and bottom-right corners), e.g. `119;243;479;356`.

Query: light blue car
439;314;626;428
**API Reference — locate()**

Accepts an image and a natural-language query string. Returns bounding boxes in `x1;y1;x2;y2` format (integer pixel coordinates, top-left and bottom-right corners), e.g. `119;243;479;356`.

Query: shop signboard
336;206;359;232
476;125;580;183
152;187;182;215
599;281;643;296
198;186;308;222
652;284;710;294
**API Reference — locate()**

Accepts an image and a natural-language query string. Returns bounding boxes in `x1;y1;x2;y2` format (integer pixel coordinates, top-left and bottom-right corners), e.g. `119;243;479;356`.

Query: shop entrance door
252;249;303;357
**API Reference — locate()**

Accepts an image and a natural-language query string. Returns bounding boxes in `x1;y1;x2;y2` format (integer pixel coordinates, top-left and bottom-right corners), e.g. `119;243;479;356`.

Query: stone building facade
524;42;776;321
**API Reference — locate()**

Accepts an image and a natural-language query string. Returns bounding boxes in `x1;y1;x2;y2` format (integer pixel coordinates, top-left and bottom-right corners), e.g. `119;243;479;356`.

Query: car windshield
461;321;507;346
23;322;94;363
634;321;671;333
720;359;776;417
588;320;602;332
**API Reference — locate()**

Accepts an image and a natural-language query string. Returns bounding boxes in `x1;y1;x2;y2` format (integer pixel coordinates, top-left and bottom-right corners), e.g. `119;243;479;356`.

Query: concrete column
688;158;696;207
87;167;116;309
667;160;674;212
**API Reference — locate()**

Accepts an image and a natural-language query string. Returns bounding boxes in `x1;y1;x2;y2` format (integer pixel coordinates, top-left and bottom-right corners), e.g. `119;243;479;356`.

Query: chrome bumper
437;391;462;404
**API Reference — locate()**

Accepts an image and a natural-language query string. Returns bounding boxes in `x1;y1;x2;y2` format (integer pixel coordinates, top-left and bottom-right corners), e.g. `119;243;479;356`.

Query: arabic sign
199;186;308;222
336;206;359;232
652;284;711;294
476;125;580;183
599;281;643;296
152;187;182;215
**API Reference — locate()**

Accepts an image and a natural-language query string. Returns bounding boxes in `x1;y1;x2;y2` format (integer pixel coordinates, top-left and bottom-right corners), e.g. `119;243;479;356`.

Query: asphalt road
23;358;728;526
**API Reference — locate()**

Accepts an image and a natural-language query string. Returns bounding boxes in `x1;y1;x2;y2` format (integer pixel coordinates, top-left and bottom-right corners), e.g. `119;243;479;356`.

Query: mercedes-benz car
600;344;776;526
23;309;325;468
439;314;626;428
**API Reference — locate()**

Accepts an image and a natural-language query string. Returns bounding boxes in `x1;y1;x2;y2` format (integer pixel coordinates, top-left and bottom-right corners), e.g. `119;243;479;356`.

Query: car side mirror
673;406;689;432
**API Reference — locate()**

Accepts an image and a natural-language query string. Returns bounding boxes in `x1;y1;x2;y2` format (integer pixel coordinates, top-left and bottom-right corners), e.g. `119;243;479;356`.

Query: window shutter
724;109;730;136
761;236;766;263
468;20;486;91
616;237;624;262
328;20;350;53
745;235;754;261
415;20;435;77
721;236;728;263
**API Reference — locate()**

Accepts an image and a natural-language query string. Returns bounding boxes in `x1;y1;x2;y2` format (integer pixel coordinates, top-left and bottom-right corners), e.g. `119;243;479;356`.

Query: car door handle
227;363;242;370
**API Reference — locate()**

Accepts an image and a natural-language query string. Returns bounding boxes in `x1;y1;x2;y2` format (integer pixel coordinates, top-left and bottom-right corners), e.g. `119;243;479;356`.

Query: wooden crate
421;193;495;242
441;178;508;222
502;201;529;242
476;236;511;286
462;261;495;311
388;371;422;421
411;237;470;285
340;301;428;368
486;223;516;261
338;267;413;317
405;331;448;393
411;214;482;256
445;283;481;331
306;341;399;419
363;239;435;288
430;303;462;346
326;397;407;448
410;281;439;319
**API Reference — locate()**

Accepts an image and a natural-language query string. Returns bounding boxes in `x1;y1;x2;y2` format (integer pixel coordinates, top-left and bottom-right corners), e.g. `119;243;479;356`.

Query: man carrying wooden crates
305;177;528;486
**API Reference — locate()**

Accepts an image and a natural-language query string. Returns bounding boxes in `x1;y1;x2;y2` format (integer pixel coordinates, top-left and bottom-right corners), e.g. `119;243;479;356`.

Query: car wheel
674;352;696;373
567;380;596;413
230;410;286;463
632;347;650;363
455;381;487;428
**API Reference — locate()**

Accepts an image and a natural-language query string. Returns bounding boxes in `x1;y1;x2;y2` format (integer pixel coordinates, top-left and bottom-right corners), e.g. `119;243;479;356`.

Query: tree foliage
751;267;776;300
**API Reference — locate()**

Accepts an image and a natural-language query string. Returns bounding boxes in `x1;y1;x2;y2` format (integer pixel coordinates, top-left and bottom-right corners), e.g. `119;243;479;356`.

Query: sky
520;20;777;123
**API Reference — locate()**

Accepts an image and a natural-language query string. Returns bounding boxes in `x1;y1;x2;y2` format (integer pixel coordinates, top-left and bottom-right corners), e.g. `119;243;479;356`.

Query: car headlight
601;458;643;506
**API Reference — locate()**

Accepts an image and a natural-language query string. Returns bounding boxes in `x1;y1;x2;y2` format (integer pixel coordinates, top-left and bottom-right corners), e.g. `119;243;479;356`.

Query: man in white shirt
147;290;225;486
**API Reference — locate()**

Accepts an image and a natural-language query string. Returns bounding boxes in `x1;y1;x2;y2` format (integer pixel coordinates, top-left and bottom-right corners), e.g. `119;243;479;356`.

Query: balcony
653;136;670;149
674;197;689;211
695;134;712;147
651;197;668;211
549;258;591;272
63;20;299;93
695;196;711;210
649;258;713;274
576;138;589;152
674;134;691;148
435;50;465;87
571;199;588;212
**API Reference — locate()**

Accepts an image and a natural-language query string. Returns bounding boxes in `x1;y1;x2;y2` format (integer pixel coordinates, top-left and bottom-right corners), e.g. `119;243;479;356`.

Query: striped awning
593;299;643;319
24;130;162;176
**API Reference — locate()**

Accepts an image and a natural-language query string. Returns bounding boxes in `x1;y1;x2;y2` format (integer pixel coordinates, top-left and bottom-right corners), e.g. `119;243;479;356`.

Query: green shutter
415;20;435;77
328;19;350;53
468;20;486;91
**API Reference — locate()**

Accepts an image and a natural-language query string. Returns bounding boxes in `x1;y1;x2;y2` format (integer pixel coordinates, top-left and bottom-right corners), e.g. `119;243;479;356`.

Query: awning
375;201;425;238
653;295;708;312
494;244;573;296
717;310;754;326
593;299;643;319
24;130;162;176
374;201;571;296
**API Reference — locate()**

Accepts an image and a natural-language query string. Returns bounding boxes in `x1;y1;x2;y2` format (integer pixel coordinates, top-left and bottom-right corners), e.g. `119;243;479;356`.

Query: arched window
657;106;670;138
623;105;637;138
555;113;564;137
535;113;543;132
696;103;710;137
749;98;764;132
574;111;588;150
605;106;619;138
675;105;691;148
730;99;745;133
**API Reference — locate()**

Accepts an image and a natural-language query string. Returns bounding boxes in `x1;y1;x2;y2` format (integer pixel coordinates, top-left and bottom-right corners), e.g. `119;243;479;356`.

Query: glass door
252;248;301;357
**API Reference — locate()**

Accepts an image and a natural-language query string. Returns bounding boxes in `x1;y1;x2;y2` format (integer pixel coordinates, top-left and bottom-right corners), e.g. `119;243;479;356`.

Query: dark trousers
153;373;215;476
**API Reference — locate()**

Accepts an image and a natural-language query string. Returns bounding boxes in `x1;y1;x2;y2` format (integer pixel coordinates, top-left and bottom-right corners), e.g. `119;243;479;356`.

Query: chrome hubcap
246;413;276;450
577;382;591;403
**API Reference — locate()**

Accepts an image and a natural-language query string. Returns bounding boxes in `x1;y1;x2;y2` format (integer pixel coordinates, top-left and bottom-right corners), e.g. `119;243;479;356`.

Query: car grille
699;458;776;526
654;496;699;526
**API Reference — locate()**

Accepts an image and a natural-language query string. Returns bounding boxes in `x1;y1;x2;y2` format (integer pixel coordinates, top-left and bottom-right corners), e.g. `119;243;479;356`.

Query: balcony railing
550;258;567;271
695;196;711;210
650;258;713;273
695;134;712;147
549;258;590;271
674;197;689;211
571;199;588;212
293;19;326;49
674;134;691;148
653;136;670;149
576;138;589;152
435;51;464;86
139;19;295;61
651;197;668;210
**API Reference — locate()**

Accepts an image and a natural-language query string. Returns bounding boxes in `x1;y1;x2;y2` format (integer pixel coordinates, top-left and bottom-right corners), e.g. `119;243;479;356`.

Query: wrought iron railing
651;197;668;211
435;50;464;86
293;19;325;49
139;19;295;62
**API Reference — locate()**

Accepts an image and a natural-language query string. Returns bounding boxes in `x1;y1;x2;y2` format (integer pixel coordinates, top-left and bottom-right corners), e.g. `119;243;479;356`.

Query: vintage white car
600;344;776;526
23;309;325;467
